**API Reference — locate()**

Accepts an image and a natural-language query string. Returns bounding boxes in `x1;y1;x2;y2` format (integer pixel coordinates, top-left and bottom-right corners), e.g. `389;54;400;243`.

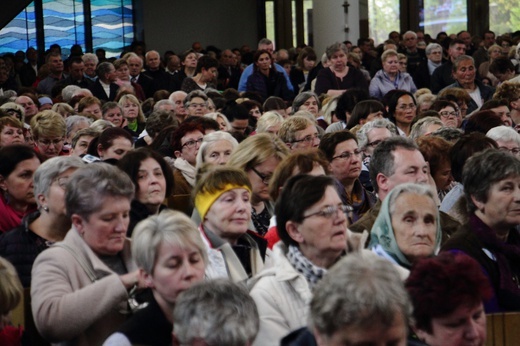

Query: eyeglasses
396;104;417;111
188;103;207;108
439;111;460;118
367;139;384;148
38;138;64;147
250;167;272;185
499;147;520;156
55;177;69;189
182;137;203;149
332;149;363;161
292;133;319;144
303;204;353;219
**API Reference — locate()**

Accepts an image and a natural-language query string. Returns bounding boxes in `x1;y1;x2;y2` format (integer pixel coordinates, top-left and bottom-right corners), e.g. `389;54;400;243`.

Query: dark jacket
88;79;119;102
314;66;368;96
246;70;294;102
430;60;454;94
143;68;171;92
440;79;495;114
128;200;168;237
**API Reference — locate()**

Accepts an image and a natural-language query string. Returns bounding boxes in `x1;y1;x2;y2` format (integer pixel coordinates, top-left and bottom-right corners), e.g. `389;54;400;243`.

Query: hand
119;269;144;291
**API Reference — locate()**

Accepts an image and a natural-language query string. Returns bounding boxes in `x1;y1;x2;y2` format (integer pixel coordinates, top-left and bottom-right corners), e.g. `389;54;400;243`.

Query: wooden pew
486;312;520;346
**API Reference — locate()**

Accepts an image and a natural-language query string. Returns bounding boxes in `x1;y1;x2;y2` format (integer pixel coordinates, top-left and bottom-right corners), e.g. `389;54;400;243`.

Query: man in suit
19;47;38;87
127;53;156;98
143;50;171;92
88;62;119;102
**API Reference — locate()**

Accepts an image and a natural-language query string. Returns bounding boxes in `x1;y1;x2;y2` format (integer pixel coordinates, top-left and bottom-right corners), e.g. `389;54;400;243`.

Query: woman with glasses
30;110;67;158
431;99;461;128
369;49;417;100
0;156;84;287
250;174;368;346
227;133;289;236
386;90;418;137
319;131;376;223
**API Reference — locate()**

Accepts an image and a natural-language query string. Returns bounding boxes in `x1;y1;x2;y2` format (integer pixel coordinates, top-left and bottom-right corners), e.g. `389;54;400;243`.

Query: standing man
36;52;66;95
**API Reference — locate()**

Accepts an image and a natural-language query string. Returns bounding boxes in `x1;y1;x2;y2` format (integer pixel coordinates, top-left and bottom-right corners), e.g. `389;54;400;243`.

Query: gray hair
256;111;284;133
357;118;397;150
90;119;115;132
325;42;348;60
132;210;208;274
403;30;417;39
82;53;98;65
184;90;208;108
61;85;81;103
292;91;320;114
486;126;520;146
173;279;259;346
258;38;273;48
0;102;25;123
196;130;239;168
33;156;85;208
388;183;437;216
463;148;520;213
425;43;442;56
278;115;315;143
146;110;178;138
65;163;134;219
66;115;92;139
452;55;474;73
96;61;115;79
153;99;175;112
204;112;231;131
409;116;444;141
310;253;412;337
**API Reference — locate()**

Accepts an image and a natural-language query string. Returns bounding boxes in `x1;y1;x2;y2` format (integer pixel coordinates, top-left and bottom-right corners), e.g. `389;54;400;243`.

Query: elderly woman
117;148;174;236
256;111;284;135
406;252;492;346
195;131;238;168
369;49;417;100
118;94;146;140
102;102;124;128
292;91;324;126
417;136;454;200
184;90;210;117
250;174;367;346
0;145;41;233
228;133;289;236
31;110;67;158
0;116;24;147
430;99;461;128
369;183;442;270
0;156;84;287
194;166;269;282
315;42;368;96
31;163;143;345
387;90;418;137
103;210;207;346
409;116;444;141
442;149;520;312
487;125;520;157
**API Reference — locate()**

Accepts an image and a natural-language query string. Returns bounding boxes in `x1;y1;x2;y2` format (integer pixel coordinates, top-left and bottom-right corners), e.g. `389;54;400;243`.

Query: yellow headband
195;184;252;220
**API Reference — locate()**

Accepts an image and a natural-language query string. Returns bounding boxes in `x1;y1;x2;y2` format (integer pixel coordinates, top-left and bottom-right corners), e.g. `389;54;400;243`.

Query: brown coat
31;228;136;346
167;169;194;216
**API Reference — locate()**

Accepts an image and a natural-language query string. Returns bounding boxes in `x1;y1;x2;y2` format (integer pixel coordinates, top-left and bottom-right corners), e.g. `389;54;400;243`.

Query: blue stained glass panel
0;3;37;53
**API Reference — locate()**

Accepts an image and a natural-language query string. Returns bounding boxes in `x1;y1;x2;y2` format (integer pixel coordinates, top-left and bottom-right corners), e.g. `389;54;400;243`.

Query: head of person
144;50;161;71
292;92;321;117
171;122;205;166
101;102;124;128
425;43;443;64
417;136;453;191
46;51;64;75
257;38;274;54
409;116;444;141
278;116;319;151
370;183;441;268
263;96;288;117
489;57;516;82
463;148;520;229
194;166;252;245
0;256;23;320
430;99;461;128
483;30;496;48
276;174;349;268
78;96;102;120
118;94;145;124
336;89;370;124
195;131;238;168
82;53;99;78
168;90;188;118
66;163;134;256
465;110;503;135
0;117;24;147
203;112;231;132
252;49;274;76
126;53;144;77
180;49;198;71
113;58;130;82
402;30;418;49
438;88;471;118
381;49;399;75
52;102;75;118
296;46;317;71
0;102;25;123
357;118;397;157
480;98;512;127
387;90;417;130
370;137;429;200
70;128;99;157
87;127;133;161
406;252;492;346
416;93;437;114
15;94;39;122
325;42;348;72
486;125;520;158
184;90;209;117
30;110;66;158
68;57;85;81
310;253;411;346
221;101;249;134
256;111;284;135
346;100;385;130
173;279;259;346
319;131;362;184
96;61;117;84
194;55;219;83
452;55;476;88
228;133;289;203
448;39;467;60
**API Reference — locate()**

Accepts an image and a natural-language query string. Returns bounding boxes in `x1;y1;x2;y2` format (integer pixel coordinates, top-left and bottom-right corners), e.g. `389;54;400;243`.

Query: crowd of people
1;27;520;346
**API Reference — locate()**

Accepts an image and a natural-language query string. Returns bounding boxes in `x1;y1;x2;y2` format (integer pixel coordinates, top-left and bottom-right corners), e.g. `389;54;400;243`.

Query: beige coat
31;228;136;346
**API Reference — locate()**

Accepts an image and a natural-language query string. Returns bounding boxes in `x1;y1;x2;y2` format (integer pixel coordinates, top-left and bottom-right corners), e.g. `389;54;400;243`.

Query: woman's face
122;101;139;121
73;195;131;256
489;48;501;60
98;136;132;161
216;116;228;131
0;157;40;208
246;156;280;203
82;103;102;120
43;168;78;216
291;186;348;260
184;53;198;68
329;50;347;72
298;97;319;116
37;136;64;158
475;175;520;231
391;192;438;263
103;107;124;127
394;95;417;127
433;161;453;191
249;107;262;119
328;139;362;183
136;158;167;210
416;302;486;346
256;53;271;72
438;105;459;128
148;241;205;305
398;58;408;73
187;97;208;116
204;139;234;165
383;55;400;74
116;64;130;81
204;188;251;243
364;110;384;124
303;57;316;71
0;125;24;146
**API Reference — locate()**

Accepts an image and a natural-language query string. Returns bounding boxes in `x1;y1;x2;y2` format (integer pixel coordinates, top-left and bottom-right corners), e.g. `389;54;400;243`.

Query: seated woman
0;116;24;148
194;165;269;282
31;110;68;158
195;131;238;169
386;90;418;137
250;174;368;346
103;210;207;346
406;252;492;346
255;111;284;136
417;136;454;202
85;127;134;163
369;183;442;271
292;92;326;129
118;94;146;140
117;148;174;236
345;99;386;131
181;55;218;93
0;256;24;345
442;149;520;312
102;102;124;128
0;156;84;287
369;49;417;100
31;164;143;345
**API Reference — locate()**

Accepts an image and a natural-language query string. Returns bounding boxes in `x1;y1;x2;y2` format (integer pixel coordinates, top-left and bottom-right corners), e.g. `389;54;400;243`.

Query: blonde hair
0;256;23;314
278;116;314;143
118;94;146;123
30;110;66;139
256;111;284;133
227;133;289;171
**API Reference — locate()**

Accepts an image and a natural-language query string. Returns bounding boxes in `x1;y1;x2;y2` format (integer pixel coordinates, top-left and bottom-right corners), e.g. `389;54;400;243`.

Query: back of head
449;133;497;182
464;110;503;135
0;256;23;315
173;279;259;346
227;133;289;171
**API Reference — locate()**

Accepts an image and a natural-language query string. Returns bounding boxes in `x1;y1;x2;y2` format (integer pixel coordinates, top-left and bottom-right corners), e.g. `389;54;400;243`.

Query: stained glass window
0;3;37;53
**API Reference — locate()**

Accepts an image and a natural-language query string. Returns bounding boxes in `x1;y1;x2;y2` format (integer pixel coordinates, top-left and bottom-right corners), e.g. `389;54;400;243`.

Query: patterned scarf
287;245;327;290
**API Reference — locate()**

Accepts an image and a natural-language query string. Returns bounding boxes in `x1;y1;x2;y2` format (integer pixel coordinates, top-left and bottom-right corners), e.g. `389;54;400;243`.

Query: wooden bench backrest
486;312;520;346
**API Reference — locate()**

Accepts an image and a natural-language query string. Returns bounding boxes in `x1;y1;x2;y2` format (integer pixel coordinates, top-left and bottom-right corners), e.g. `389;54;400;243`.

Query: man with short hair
278;116;320;151
15;94;39;124
431;38;466;93
127;53;156;98
169;90;188;123
457;30;476;56
143;50;171;92
165;54;181;75
37;52;66;95
238;38;293;92
473;30;496;69
88;62;119;101
350;137;460;242
57;57;92;89
217;49;241;90
19;47;38;87
398;30;427;79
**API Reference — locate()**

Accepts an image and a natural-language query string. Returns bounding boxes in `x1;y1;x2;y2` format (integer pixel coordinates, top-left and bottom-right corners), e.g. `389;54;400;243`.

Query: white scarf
173;157;196;186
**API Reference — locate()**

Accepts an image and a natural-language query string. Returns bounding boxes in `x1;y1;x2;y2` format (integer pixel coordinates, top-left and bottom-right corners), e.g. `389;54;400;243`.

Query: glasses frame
302;204;353;219
332;149;363;161
181;137;203;149
292;133;319;144
250;166;271;185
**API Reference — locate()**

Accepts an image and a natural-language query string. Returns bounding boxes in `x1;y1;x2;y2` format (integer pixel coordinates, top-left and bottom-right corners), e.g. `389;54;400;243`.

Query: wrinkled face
394;95;417;126
383;55;400;74
43;168;77;216
438;105;459;128
186;97;208;116
0;125;24;146
146;52;161;70
73;196;131;256
103;106;124;127
453;59;476;87
449;44;466;60
298;97;319;116
184;53;198;69
490;105;512;127
84;60;97;77
290;125;320;151
82;103;102;119
246;156;279;203
329;50;348;72
364;127;392;156
382;148;429;194
403;34;417;49
329;139;362;183
433;161;453;191
127;57;143;77
70;62;85;80
136;158;167;209
204;139;234;165
71;135;94;157
204;188;251;242
16;96;38;119
427;48;443;63
417;302;486;346
122;100;139;120
37;136;64;158
98;137;132;161
497;140;520;157
391;192;438;263
0;157;40;207
171;93;187;118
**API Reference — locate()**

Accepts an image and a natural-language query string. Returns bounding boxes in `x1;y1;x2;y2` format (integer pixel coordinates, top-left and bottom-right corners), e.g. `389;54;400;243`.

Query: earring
42;206;49;212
